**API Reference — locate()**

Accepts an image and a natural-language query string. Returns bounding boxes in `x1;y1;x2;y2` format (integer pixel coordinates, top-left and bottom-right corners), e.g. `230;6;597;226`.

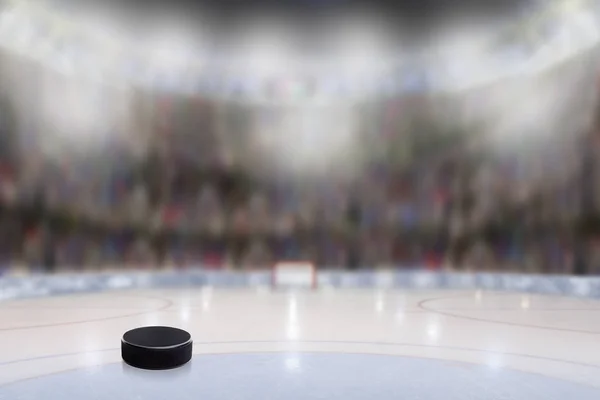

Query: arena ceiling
39;0;533;37
0;0;598;103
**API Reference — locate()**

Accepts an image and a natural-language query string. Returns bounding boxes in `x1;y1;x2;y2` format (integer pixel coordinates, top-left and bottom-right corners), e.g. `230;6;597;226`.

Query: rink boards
1;269;600;301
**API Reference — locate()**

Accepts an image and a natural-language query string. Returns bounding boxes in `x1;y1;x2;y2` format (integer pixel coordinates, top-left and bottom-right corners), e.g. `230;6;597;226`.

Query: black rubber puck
121;326;193;370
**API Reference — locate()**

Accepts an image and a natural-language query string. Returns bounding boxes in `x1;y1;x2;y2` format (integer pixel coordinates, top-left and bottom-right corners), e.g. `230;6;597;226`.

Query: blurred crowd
0;48;599;274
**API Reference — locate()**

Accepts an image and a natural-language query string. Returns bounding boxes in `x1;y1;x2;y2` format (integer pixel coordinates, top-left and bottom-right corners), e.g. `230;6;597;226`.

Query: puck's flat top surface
122;326;191;348
1;353;598;400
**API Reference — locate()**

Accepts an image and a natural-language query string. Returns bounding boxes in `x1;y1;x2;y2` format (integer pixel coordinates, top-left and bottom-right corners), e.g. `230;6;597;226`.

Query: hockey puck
121;326;193;370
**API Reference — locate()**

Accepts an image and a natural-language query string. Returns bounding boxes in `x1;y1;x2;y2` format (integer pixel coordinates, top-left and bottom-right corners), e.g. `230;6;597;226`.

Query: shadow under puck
121;326;193;370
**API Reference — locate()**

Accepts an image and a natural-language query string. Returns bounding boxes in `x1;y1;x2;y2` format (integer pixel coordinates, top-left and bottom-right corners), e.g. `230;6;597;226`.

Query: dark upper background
43;0;537;47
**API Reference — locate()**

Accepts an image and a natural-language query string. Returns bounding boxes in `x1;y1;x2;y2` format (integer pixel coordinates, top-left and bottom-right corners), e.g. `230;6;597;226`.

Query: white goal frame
272;261;317;290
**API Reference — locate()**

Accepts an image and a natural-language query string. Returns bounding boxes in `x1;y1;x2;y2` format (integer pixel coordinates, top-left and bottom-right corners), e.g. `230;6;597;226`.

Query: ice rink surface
1;287;600;399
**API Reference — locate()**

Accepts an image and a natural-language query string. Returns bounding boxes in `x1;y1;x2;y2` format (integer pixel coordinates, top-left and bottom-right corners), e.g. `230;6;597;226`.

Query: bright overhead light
564;9;599;46
244;43;293;77
229;23;299;77
327;19;398;79
138;27;207;79
147;38;193;71
1;0;599;100
0;6;19;31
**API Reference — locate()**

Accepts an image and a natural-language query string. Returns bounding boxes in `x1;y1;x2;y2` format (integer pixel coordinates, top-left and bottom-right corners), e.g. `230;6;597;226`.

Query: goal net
272;261;317;289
